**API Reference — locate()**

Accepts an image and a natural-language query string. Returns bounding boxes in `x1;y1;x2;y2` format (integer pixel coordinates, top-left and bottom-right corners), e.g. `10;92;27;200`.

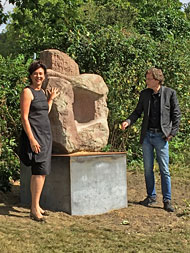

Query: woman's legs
30;175;46;218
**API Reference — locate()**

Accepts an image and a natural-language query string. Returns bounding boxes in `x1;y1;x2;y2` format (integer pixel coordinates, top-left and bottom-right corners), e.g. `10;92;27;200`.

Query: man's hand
165;135;173;142
121;121;129;130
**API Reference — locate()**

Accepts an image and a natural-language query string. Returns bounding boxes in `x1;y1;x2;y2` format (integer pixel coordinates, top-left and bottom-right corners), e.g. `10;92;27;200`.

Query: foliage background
0;0;190;191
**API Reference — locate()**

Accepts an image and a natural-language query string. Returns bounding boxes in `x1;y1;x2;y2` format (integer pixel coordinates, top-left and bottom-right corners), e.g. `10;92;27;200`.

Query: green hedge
0;55;32;191
1;0;190;191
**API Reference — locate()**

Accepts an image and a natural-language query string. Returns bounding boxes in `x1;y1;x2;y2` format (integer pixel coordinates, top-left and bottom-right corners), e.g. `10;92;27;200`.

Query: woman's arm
47;87;60;113
20;88;41;153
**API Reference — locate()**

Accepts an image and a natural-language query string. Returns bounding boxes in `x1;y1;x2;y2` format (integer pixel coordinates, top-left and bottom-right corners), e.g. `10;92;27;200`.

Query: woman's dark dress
20;86;52;175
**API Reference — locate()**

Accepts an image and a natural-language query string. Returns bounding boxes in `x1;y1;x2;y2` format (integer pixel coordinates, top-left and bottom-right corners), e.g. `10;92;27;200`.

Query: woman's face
30;67;45;86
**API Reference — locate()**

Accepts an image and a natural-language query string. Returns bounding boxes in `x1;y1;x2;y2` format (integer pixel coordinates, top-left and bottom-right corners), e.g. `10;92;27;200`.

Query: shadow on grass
128;200;163;210
0;184;30;218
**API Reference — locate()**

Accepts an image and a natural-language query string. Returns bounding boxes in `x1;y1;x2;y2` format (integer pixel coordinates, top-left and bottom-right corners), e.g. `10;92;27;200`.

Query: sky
0;0;14;33
182;0;190;3
0;0;190;33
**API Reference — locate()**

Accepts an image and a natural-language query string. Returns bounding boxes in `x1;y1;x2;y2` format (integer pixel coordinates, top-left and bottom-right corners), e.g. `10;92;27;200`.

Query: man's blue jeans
142;131;171;201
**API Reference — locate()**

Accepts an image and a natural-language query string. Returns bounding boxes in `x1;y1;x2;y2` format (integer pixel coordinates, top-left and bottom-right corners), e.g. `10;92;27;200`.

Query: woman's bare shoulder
20;86;33;100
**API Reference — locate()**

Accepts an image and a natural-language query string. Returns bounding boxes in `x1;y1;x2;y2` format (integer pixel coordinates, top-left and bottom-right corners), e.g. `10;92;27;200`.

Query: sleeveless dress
19;86;52;175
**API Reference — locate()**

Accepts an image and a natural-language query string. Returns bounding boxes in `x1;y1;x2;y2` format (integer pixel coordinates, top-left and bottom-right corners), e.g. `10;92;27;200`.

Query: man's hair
146;67;165;85
28;61;47;83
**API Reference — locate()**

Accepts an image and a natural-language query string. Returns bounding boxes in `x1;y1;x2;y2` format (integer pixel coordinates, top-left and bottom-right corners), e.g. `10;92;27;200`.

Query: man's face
146;73;160;90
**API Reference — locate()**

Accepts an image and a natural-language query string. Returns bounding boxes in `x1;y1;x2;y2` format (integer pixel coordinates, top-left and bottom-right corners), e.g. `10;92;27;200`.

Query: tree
0;54;32;191
184;2;190;20
1;0;190;191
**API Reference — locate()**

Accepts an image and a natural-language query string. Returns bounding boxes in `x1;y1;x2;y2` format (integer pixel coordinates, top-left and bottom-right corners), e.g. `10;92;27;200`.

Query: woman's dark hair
28;61;47;83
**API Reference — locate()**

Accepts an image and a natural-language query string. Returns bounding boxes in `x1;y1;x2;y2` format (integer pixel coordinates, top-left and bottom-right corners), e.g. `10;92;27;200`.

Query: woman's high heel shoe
41;210;49;216
30;212;46;222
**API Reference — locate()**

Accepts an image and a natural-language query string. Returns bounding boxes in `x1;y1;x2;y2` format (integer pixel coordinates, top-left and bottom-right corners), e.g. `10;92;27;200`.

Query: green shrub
1;0;190;190
0;55;31;191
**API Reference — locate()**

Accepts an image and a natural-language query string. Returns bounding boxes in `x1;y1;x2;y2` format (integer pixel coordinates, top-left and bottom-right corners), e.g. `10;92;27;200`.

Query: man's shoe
163;200;174;212
139;197;157;206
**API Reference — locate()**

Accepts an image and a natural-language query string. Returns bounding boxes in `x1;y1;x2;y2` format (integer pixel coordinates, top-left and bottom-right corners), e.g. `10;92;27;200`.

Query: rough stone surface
40;49;109;153
40;49;80;76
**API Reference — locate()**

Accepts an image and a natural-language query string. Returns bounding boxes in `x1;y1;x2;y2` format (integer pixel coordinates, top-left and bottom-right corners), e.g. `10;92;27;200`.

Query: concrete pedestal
20;152;127;215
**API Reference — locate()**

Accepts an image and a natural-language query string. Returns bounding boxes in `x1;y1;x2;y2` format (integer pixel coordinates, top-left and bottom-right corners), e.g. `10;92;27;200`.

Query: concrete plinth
20;152;127;215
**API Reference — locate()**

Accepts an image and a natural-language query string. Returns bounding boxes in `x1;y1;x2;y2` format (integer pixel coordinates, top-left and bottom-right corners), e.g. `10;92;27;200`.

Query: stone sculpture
40;49;109;153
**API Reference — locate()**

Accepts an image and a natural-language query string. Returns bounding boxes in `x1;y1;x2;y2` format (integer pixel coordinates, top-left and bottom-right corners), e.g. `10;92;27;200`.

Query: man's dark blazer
127;86;181;144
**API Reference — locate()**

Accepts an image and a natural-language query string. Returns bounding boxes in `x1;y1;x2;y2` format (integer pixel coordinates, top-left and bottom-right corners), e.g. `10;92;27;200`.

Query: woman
20;61;59;222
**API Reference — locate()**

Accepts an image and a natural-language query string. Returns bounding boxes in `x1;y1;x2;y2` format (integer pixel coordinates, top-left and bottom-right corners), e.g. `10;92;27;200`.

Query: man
121;67;181;212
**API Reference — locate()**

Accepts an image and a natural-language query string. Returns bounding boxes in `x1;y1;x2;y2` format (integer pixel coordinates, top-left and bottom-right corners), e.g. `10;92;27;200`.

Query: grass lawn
0;168;190;253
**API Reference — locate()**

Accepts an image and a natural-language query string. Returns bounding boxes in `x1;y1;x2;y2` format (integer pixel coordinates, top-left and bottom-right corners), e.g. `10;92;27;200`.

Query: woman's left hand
47;87;60;101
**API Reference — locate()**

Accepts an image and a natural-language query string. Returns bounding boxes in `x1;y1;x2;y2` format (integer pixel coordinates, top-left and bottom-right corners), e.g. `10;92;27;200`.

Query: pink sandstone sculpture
40;49;109;153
